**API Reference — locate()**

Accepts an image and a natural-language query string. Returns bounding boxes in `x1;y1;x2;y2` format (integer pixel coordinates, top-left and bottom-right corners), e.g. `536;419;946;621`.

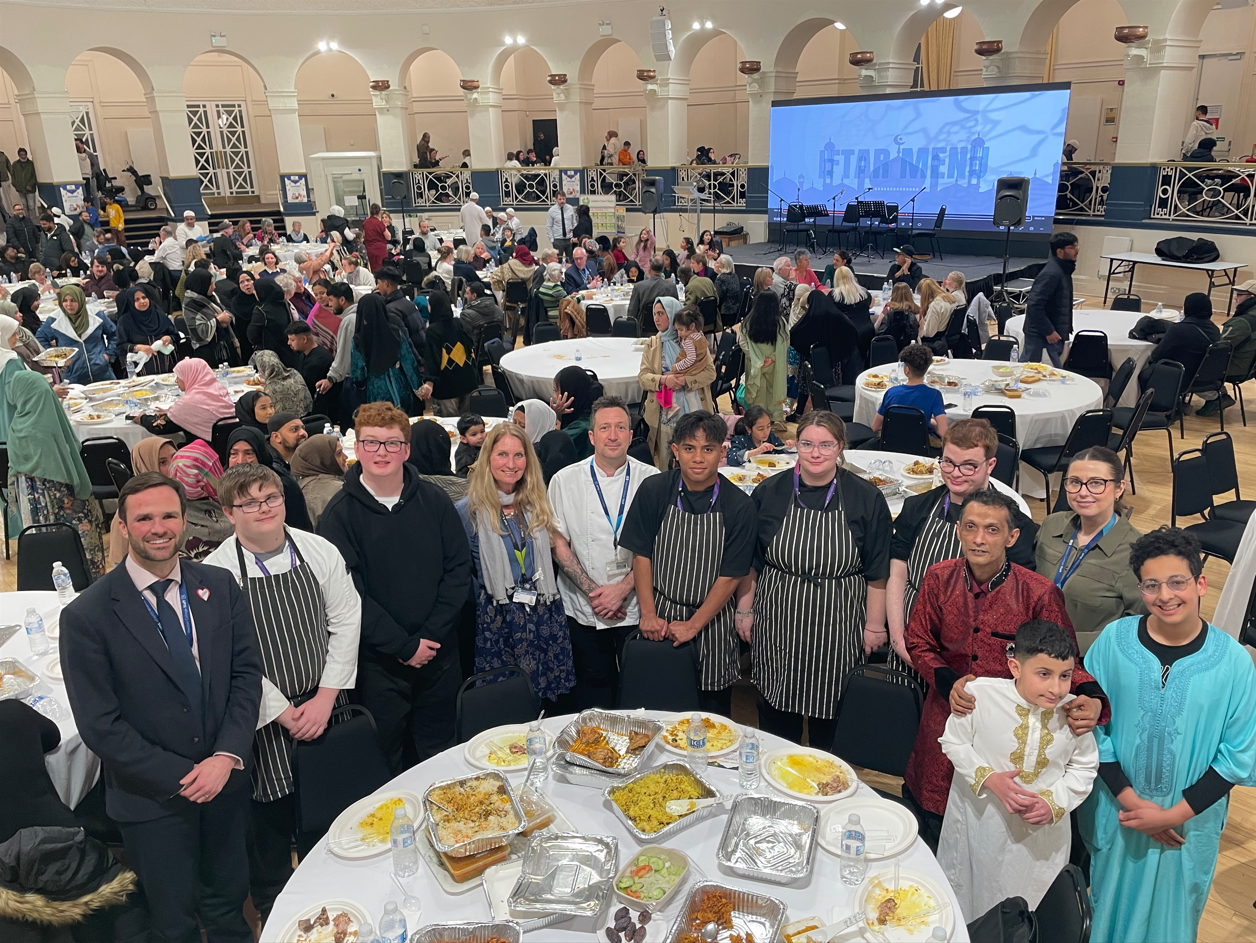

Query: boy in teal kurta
1079;527;1256;943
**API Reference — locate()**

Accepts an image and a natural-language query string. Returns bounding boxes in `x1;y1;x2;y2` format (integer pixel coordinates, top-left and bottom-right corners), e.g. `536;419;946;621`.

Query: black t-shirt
752;468;892;581
888;261;923;290
891;484;1039;570
297;345;334;392
619;469;757;578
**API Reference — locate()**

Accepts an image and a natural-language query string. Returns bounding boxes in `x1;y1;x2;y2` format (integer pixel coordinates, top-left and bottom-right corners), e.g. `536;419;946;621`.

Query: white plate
462;723;550;773
44;656;64;684
818;798;917;860
82;380;122;393
272;898;371;943
762;746;859;803
325;789;422;860
855;866;955;942
898;463;938;481
656;712;742;757
750;454;797;472
72;414;114;425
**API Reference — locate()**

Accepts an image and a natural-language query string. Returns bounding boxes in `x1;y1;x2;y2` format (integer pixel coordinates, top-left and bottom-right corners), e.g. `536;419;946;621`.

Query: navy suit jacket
60;560;263;823
563;261;597;294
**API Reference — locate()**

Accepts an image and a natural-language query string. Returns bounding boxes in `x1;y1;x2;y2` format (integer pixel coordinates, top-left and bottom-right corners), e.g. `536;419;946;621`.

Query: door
1195;53;1245;159
187;101;257;199
532;119;558;163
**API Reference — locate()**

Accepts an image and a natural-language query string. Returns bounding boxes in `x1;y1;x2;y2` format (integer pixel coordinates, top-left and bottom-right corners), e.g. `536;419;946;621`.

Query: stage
726;242;1046;286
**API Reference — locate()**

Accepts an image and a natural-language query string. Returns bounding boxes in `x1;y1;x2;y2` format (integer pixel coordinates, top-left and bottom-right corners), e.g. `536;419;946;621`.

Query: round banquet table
263;711;970;942
852;361;1103;499
580;288;633;324
501;337;644;402
719;449;1030;519
1003;308;1176;409
0;590;100;809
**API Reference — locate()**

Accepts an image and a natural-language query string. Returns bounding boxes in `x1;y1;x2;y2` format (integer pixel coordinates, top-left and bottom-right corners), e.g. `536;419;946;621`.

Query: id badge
512;588;538;606
605;554;632;582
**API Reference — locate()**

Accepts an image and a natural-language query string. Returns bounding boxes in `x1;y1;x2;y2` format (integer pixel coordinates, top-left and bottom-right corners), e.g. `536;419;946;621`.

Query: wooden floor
8;335;1256;940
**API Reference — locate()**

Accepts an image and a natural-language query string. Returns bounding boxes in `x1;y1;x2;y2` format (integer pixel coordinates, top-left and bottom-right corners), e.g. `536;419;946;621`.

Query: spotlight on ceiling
834;21;846;29
692;21;701;29
943;6;961;17
504;35;514;44
704;20;713;28
516;34;525;43
329;41;339;50
317;40;328;51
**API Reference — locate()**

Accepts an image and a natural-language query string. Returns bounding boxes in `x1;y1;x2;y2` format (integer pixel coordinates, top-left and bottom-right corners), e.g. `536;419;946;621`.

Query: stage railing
1151;161;1256;225
675;167;748;208
1056;162;1110;217
585;167;644;206
499;168;560;206
409;170;472;209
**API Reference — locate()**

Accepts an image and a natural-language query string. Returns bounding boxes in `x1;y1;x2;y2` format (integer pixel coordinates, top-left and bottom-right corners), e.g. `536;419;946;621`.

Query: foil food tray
604;762;723;843
507;833;618;916
423;770;525;858
715;794;818;885
555;708;664;777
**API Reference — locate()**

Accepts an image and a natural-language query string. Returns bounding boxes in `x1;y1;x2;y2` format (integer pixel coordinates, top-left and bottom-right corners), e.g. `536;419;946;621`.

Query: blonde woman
918;277;957;351
875;282;921;352
831;266;874;362
456;423;575;704
751;266;774;297
435;245;455;289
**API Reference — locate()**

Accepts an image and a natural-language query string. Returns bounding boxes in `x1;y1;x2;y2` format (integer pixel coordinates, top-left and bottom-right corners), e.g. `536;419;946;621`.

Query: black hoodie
316;463;471;664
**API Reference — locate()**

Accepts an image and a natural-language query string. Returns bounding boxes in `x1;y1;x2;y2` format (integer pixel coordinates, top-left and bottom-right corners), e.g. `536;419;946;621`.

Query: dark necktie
560;207;567;239
149;579;204;730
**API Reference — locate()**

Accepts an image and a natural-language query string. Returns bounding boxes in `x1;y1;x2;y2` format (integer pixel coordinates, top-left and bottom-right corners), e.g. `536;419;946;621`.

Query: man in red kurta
904;490;1108;822
362;207;389;272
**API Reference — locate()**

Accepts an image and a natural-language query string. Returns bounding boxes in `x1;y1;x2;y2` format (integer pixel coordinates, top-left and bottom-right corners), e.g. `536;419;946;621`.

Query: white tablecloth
501;338;644;402
0;590;100;809
1003;309;1175;409
852;361;1103;499
263;711;970;942
1213;512;1256;642
581;290;633;324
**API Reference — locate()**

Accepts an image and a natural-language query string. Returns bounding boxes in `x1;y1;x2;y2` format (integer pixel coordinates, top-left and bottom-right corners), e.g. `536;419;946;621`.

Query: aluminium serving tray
555;709;664;777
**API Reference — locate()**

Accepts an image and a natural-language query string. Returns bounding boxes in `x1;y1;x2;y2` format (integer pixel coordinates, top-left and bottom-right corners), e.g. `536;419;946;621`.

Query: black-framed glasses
939;457;984;476
358;438;405;453
1138;576;1195;597
233;493;285;514
1063;476;1116;495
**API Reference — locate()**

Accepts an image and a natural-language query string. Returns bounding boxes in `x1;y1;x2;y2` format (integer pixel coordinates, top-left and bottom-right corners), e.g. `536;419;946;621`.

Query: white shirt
435;260;455;289
549;455;659;628
77;151;92;176
505;216;524;236
361;478;402;510
460;201;490;240
204;529;361;729
175;222;204;245
341;267;375;289
327;305;356;383
152;236;184;272
504;160;522;168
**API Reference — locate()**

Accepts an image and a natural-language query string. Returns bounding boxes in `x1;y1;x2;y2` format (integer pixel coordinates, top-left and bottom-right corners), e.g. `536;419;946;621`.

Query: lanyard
1053;514;1117;589
590;460;631;550
252;541;300;578
501;509;529;574
793;465;838;510
676;476;719;513
140;580;194;648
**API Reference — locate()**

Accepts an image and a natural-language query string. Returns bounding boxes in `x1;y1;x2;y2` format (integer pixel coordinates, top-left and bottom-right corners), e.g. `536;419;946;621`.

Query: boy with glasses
1079;527;1256;943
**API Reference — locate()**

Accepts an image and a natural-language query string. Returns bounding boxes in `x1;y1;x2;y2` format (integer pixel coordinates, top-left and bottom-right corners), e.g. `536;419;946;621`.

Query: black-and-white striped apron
753;474;865;718
236;533;342;802
652;503;740;692
892;491;962;681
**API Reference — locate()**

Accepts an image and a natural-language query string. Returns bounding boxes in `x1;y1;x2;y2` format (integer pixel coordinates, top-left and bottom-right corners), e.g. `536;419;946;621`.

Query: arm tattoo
554;540;600;597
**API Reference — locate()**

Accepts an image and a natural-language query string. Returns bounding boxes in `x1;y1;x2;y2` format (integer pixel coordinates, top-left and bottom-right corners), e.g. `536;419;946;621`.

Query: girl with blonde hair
918;277;957;350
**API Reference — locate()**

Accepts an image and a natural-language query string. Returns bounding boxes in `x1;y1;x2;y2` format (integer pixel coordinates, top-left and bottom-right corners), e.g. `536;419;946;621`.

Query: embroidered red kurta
904;558;1106;816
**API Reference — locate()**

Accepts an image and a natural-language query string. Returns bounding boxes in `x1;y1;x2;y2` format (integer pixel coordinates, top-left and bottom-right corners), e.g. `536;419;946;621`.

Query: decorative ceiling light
516;34;525;44
503;35;514;44
704;20;713;28
329;41;339;50
943;6;961;17
692;21;701;29
834;21;846;29
317;41;328;51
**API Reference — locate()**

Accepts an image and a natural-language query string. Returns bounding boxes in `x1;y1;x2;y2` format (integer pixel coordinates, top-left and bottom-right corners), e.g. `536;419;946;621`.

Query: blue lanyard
793;465;838;510
140;580;194;647
1053;515;1117;589
501;509;530;575
590;460;631;550
253;541;299;578
676;476;719;513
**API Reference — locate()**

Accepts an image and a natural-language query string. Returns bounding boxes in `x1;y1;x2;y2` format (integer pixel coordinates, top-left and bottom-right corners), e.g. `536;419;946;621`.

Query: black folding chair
17;523;93;591
880;405;930;455
533;322;561;344
1113;359;1184;464
211;416;242;465
908;205;946;260
616;629;701;711
831;665;924;780
971;404;1017;441
467;384;509;418
585;304;612;336
293;705;393;838
105;458;132;496
1170;448;1245;563
1202;431;1256;524
490;364;517;405
992;434;1020;490
79;436;131;504
1227;357;1256;426
472;320;503;367
810;346;855;402
612;317;639;338
504;278;531;341
1110;293;1142;312
1107;388;1151;494
823;202;860;252
1183;342;1232;432
982;335;1019;361
697;295;720;334
1032;865;1091;943
302;414;333;437
1063;329;1111;380
455;666;539;742
869;334;899;367
1021;408;1113;509
0;444;10;559
1105;357;1137;409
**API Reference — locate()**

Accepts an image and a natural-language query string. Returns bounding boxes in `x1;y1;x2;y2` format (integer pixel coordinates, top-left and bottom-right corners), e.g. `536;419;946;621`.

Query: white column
645;77;689;166
857;60;916;96
14;89;81;203
465;85;503;168
981;50;1049;86
264;90;307;175
746;70;796;165
1114;38;1202;162
372;88;412;173
143;89;206;217
552;82;593;167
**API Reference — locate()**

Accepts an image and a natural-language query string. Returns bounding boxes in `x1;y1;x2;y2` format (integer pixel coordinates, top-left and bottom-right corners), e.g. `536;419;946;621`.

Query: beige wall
407;50;469;165
296;50;379;156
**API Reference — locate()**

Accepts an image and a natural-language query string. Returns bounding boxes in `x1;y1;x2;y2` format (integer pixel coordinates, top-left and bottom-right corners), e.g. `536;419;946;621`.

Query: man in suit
626;255;679;336
60;472;263;943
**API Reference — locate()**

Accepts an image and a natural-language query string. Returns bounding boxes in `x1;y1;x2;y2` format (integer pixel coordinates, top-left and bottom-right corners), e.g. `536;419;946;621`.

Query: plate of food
862;373;890;391
931;356;948;364
275;900;371;943
752;454;796;471
156;373;178;386
129;389;158;399
463;723;551;772
425;771;525;857
723;470;768;488
863;474;901;498
658;713;741;757
818;799;917;860
900;460;937;480
325;790;422;860
245;376;265;388
72;412;113;424
989;364;1015;377
605;763;719;841
91;400;127;412
858;867;954;942
227;366;253;376
83;381;122;397
556;709;662;775
34;347;78;366
1019;373;1041;385
62;398;87;411
762;746;858;802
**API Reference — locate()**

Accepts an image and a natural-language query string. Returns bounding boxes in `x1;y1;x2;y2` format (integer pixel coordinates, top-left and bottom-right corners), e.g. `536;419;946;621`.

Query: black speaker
641;176;664;214
992;176;1029;228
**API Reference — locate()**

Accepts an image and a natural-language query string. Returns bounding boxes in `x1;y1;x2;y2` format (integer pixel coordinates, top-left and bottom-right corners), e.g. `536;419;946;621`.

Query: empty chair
1063;329;1111;380
697;295;720;334
584;303;612;336
1107;388;1152;494
970;404;1017;441
1112;359;1184;465
1183;342;1233;432
869;334;900;367
908;205;946;260
810;346;855;402
1021;408;1113;509
823;202;861;252
482;337;509;367
467;384;509;418
1171;448;1245;563
1105;357;1137;409
992;434;1020;490
1032;865;1091;943
880;405;930;455
105;458;132;495
1110;293;1142;312
293;705;393;841
612;317;639;338
616;630;701;711
1202;431;1256;524
79;436;131;503
831;665;924;780
490;364;516;404
533;321;561;344
455;666;539;742
1226;356;1256;426
982;335;1019;362
17;522;93;591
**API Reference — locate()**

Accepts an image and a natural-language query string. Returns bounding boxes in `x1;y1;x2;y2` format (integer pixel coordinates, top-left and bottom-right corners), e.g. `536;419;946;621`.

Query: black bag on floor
1155;236;1220;263
967;897;1035;943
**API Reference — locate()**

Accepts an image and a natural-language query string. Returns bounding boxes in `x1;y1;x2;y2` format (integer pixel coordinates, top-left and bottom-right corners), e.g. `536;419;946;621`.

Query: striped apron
892;491;963;682
753;475;865;718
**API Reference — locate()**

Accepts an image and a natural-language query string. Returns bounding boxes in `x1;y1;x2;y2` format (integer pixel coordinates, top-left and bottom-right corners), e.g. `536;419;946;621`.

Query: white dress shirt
152;236;184;272
549;455;659;628
204;529;361;729
546;203;578;244
175;222;205;245
326;305;356;383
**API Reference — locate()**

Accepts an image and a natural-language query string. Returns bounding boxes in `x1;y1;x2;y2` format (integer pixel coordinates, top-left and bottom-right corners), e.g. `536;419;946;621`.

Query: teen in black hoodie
316;414;472;770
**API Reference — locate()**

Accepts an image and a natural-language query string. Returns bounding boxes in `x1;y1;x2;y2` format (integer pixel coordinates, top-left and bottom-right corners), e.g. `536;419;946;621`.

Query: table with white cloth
852;361;1104;499
501;337;644;402
1003;308;1176;408
1212;511;1256;642
263;710;971;942
580;287;633;324
0;590;100;809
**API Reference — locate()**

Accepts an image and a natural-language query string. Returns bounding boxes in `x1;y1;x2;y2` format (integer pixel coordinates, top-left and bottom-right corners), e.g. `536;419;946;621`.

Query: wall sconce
636;69;657;82
738;61;762;75
849;51;875;67
974;40;1003;57
1114;25;1149;43
369;80;391;91
459;79;481;91
547;74;568;86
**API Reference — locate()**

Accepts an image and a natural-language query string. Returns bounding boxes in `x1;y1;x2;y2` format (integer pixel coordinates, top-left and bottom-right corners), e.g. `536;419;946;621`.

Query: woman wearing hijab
251;349;312;417
512;399;557;445
135;357;236;442
350;293;423;415
406;418;469;501
248;277;295;363
288;433;347;525
35;285;117;386
790;286;864;389
225;426;313;531
638;296;717;469
114;286;178;376
490;246;537;334
167;439;233;558
0;310;51;379
421;291;478;417
512;398;571;483
227;269;258;362
182;268;240;366
0;314;32;442
550;364;596;460
106;438;176;568
739;289;791;421
234;389;275;435
11;287;44;335
6;371;106;576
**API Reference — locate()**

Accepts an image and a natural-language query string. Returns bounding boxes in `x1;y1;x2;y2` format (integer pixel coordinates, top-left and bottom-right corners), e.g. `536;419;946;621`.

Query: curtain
920;16;958;91
1043;26;1059;82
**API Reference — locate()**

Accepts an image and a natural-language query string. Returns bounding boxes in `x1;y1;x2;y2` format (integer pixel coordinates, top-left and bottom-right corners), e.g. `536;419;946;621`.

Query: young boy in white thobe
937;619;1099;921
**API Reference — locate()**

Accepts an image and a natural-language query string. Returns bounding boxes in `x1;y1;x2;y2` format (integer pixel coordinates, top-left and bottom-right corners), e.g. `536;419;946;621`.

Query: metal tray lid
507;833;619;916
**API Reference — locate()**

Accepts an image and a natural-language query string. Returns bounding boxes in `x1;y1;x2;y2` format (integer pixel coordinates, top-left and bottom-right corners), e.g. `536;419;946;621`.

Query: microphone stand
905;185;926;231
768;186;790;254
825;187;847;250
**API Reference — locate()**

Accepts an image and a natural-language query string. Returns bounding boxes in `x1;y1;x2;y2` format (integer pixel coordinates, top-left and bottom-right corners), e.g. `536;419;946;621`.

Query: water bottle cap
931;927;947;941
847;813;861;824
691;712;702;722
393;806;408;819
383;901;398;913
53;561;63;567
25;607;36;614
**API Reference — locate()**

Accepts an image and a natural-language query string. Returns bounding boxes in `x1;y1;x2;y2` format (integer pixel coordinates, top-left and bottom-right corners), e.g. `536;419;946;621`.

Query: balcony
499;168;560;206
409;169;472;209
674;166;749;209
1056;162;1110;217
1151;161;1256;225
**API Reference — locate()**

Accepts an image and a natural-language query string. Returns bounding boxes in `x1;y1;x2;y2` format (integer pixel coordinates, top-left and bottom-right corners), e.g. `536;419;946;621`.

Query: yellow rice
610;770;705;834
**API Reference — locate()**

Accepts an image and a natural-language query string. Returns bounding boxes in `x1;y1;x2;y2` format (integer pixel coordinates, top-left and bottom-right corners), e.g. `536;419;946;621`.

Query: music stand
854;200;887;261
674;183;705;247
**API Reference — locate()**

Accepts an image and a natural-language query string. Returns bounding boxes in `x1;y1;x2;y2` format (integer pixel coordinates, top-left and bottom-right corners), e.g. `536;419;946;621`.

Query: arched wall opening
405;49;470;167
184;51;278;205
295;50;378;163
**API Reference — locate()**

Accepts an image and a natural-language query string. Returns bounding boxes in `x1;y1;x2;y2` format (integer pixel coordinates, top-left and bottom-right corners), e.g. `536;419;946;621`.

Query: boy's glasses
1138;576;1195;597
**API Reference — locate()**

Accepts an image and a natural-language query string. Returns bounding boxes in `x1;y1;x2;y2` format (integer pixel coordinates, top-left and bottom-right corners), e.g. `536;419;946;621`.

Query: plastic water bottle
840;813;867;886
738;725;760;790
574;347;582;362
1009;344;1018;363
526;718;549;783
51;562;75;605
390;807;419;877
24;608;48;657
962;385;974;412
25;695;62;719
686;712;707;773
378;902;407;943
1154;300;1164;315
882;278;892;301
357;923;379;943
930;927;948;942
125;356;138;379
